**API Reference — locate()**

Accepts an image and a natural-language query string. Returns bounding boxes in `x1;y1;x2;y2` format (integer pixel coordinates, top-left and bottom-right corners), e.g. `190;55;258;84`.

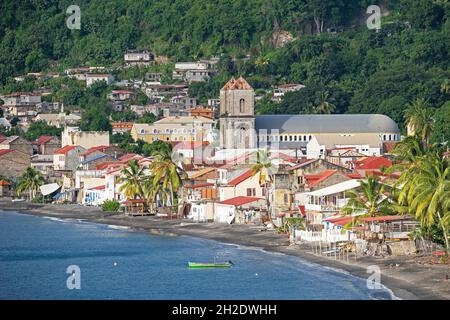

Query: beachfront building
130;116;214;144
299;179;361;226
214;196;266;224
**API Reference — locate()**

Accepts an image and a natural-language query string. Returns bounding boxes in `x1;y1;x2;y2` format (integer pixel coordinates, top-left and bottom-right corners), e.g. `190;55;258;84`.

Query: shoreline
1;200;449;300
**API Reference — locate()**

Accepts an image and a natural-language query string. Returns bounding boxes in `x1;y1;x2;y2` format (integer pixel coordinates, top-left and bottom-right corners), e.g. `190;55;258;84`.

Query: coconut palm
149;150;186;206
403;98;435;145
342;175;390;217
251;150;276;224
397;153;450;254
117;159;146;200
16;167;45;200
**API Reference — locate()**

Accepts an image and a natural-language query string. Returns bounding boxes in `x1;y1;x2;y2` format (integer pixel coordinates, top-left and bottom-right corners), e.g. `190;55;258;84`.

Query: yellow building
131;116;215;143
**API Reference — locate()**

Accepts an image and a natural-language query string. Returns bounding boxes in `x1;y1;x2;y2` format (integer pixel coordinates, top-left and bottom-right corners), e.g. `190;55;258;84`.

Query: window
383;134;386;140
239;98;245;113
289;136;293;141
247;188;256;196
284;194;289;204
262;188;266;196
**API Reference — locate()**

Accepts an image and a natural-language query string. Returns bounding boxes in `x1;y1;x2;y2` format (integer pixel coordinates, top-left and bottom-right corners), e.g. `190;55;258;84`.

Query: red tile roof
0;134;6;143
95;162;119;170
185;183;214;189
80;145;110;157
118;153;137;162
90;185;105;191
323;216;354;226
218;196;263;206
227;170;254;187
37;135;55;145
0;149;14;157
54;145;77;155
355;157;392;170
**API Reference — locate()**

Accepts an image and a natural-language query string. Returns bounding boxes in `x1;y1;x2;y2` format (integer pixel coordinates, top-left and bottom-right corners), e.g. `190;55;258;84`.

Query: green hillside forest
0;0;449;141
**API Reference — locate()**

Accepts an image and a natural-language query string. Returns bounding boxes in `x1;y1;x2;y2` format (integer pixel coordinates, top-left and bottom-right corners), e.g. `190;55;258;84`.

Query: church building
219;77;401;157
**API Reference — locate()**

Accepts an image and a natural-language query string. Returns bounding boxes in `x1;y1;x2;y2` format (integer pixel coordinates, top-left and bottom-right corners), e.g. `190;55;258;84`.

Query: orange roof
305;170;338;188
0;179;11;186
185;183;214;189
80;145;110;157
218;196;263;206
54;145;77;155
228;170;254;186
90;185;105;191
221;77;253;91
37;135;55;145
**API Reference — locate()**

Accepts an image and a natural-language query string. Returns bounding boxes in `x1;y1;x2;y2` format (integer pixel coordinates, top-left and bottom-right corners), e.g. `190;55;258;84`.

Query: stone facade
0;150;31;178
61;127;110;149
0;136;33;155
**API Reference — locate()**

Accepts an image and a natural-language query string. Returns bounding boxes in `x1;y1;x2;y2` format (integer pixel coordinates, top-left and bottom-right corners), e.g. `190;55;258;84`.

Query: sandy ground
1;200;449;300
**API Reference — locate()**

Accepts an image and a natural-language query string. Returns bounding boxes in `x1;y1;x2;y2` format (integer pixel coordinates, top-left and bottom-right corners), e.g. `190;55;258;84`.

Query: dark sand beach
1;199;449;300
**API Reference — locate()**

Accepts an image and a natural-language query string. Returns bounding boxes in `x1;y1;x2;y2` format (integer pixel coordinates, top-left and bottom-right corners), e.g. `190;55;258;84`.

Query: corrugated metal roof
255;114;400;134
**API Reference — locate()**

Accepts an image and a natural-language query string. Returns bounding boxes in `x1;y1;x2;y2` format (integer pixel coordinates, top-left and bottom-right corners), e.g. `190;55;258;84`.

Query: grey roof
255;114;400;134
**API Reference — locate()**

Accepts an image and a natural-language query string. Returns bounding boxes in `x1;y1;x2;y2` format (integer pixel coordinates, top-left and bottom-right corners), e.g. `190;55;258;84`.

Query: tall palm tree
117;159;146;200
397;153;450;254
150;149;186;206
342;175;390;217
403;98;435;145
314;92;336;114
251;150;276;224
16;167;45;200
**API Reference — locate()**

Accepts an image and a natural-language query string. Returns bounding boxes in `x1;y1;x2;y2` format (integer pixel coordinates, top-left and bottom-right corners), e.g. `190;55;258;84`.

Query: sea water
0;211;393;300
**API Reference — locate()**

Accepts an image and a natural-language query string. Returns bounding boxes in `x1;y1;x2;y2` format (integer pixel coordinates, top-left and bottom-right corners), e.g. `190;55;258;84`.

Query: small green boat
188;261;233;268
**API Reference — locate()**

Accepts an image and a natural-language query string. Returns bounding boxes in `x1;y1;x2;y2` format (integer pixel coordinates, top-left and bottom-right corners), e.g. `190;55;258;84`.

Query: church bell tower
219;77;256;149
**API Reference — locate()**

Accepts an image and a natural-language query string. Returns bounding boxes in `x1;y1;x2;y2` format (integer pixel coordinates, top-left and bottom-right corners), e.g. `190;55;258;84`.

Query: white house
306;134;386;159
296;179;361;225
86;74;114;87
85;185;106;206
214;196;265;224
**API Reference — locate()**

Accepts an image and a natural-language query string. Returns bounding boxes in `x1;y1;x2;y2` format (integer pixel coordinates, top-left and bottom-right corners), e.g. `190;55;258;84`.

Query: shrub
101;200;121;212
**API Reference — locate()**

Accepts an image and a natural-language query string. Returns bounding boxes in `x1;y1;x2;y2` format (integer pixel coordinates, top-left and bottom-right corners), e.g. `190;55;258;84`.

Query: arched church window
239;99;245;113
239;127;246;145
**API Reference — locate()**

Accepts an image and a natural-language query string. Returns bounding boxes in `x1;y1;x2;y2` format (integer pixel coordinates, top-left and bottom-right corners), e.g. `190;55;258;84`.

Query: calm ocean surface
0;211;393;300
